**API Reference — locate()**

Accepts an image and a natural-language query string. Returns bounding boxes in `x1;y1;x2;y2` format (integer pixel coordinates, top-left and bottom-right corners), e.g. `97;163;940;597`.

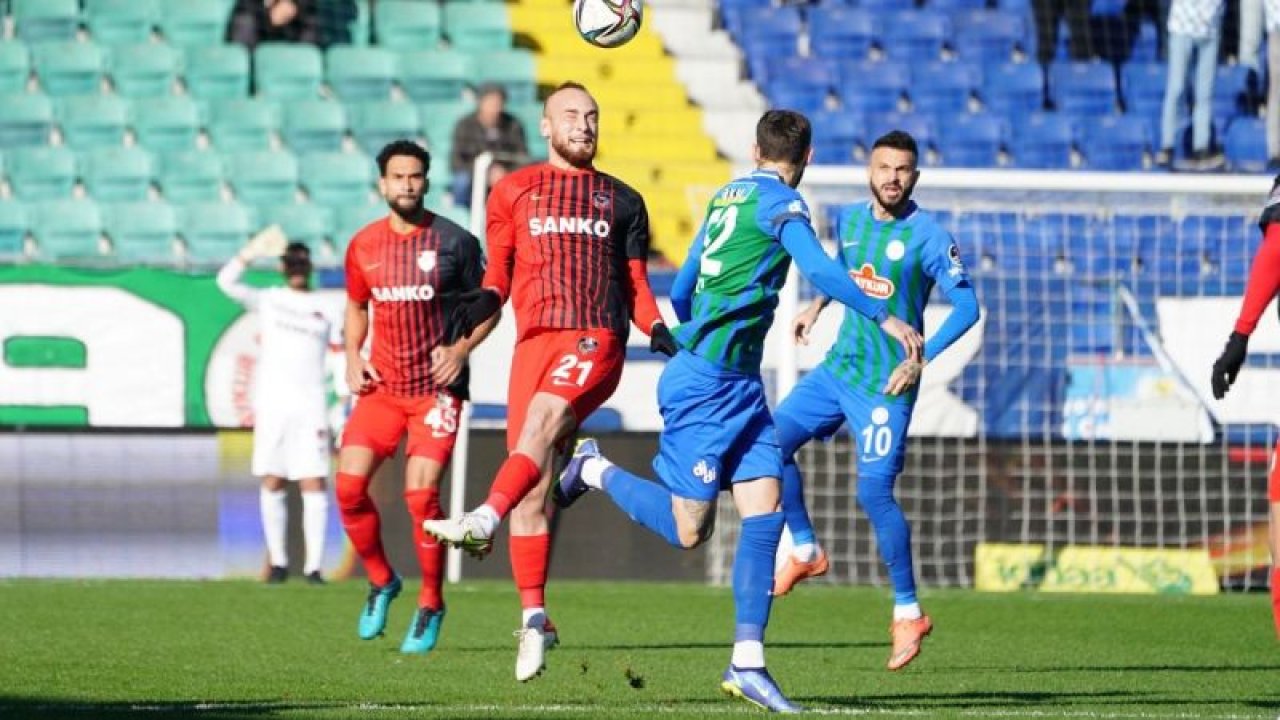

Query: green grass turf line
0;579;1276;719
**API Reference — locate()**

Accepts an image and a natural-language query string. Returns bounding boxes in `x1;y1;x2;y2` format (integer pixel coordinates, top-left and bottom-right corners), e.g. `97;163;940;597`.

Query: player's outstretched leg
421;511;496;558
358;575;402;640
553;438;601;508
773;457;829;596
400;605;445;654
857;471;932;670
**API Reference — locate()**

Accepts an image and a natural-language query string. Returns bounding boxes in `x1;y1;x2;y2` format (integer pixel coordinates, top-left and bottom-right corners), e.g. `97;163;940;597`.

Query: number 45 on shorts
424;395;459;438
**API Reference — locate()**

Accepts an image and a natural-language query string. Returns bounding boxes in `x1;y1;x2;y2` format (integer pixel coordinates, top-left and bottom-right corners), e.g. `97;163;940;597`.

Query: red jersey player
338;140;496;655
423;82;677;681
1210;174;1280;641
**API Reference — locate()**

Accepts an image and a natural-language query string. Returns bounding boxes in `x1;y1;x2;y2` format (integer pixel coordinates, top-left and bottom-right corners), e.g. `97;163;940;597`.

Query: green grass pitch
1;578;1276;719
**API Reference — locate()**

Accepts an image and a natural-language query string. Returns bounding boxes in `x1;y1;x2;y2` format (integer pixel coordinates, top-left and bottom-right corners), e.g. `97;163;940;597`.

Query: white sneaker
421;513;493;558
514;624;549;682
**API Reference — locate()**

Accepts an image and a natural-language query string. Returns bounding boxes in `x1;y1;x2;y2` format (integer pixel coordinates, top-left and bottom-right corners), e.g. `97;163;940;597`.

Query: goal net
708;168;1277;592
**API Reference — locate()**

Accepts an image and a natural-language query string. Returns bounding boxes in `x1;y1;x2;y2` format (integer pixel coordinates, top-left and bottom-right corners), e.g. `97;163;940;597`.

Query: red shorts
506;328;624;450
341;388;461;463
1271;445;1280;502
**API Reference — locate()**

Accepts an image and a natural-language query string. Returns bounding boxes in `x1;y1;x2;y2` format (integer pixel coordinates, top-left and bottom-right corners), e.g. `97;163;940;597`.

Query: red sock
510;533;551;609
335;471;393;587
485;453;541;519
1271;567;1279;640
405;487;444;610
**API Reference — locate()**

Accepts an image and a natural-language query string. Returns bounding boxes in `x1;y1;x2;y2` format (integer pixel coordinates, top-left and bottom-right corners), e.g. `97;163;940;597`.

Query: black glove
450;288;502;339
1210;331;1249;400
649;322;678;357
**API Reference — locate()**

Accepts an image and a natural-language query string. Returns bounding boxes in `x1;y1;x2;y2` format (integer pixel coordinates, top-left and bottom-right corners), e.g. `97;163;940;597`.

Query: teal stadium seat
350;100;420;155
131;96;200;152
325;45;396;102
104;200;178;262
465;49;536;104
158;150;224;203
281;99;347;153
8;146;77;200
32;199;103;260
81;146;155;202
227;150;300;210
13;0;80;45
300;151;375;206
57;95;129;149
207;97;280;151
0;41;31;95
431;202;470;232
86;0;159;48
399;49;472;103
254;43;323;100
180;201;254;261
0;93;54;148
0;200;28;258
374;0;443;51
443;4;513;52
185;45;250;100
419;99;473;152
333;202;384;256
109;42;181;98
159;0;230;50
263;203;334;250
33;42;107;97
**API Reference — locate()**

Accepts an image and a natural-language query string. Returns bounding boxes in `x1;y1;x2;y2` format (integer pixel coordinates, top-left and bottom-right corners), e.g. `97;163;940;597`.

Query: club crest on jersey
577;336;599;354
850;263;895;299
417;250;437;273
591;191;611;210
692;457;720;485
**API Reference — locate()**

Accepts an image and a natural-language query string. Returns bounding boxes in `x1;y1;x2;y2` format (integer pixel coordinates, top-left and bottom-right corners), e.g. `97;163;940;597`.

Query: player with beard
422;81;677;682
769;130;981;671
337;140;495;656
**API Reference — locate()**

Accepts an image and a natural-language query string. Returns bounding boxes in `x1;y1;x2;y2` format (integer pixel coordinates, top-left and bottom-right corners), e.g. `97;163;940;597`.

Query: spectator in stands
1264;3;1280;168
228;0;320;49
1156;0;1226;170
449;84;529;208
1032;0;1097;70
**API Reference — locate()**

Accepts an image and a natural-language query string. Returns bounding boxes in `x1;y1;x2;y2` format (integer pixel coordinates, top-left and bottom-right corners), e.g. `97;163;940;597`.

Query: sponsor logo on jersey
371;285;436;302
577;336;599;354
692;457;720;485
850;263;895;299
591;190;611;210
711;183;754;207
528;216;612;237
417;249;437;273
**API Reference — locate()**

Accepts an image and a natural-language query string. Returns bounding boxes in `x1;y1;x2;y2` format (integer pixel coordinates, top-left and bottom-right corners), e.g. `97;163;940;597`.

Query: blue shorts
652;351;783;502
774;364;915;477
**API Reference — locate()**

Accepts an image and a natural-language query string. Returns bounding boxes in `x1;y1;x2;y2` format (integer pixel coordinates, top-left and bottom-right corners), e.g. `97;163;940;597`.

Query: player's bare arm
792;297;830;346
430;311;501;387
343;298;381;395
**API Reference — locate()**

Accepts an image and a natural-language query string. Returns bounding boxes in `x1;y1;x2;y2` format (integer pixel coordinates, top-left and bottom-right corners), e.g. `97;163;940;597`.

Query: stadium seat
343;0;371;46
131;96;201;152
951;9;1027;64
909;60;980;115
32;199;104;259
57;95;129;149
761;57;833;116
1212;64;1257;120
0;93;55;148
398;49;473;103
325;45;397;102
262;203;334;250
937;112;1006;167
443;4;513;51
8;146;77;200
1224;115;1268;172
981;61;1044;114
0;200;28;258
865;111;936;151
332;201;384;256
1079;114;1150;170
811;109;866;162
180;201;254;261
1008;112;1076;169
108;42;181;98
1049;61;1118;114
879;9;952;61
207;97;281;151
227;150;300;210
86;0;158;48
184;45;251;100
103;200;179;262
300;151;375;206
837;60;909;115
158;0;230;50
807;7;877;61
350;100;421;155
33;42;107;98
374;0;443;51
0;41;31;95
253;43;323;101
419;100;473;152
157;150;225;203
13;0;81;45
80;146;155;202
736;7;802;64
281;99;347;153
465;49;536;105
1120;61;1167;117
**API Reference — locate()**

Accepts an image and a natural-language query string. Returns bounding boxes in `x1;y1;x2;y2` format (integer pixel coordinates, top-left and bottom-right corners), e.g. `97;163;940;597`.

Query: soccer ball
573;0;643;49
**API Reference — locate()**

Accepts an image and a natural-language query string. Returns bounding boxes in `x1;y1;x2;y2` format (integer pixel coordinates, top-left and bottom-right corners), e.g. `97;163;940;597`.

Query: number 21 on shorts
551;353;594;387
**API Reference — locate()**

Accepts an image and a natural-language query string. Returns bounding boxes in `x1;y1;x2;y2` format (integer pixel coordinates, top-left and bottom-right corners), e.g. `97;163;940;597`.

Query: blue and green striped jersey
821;200;969;402
671;170;811;374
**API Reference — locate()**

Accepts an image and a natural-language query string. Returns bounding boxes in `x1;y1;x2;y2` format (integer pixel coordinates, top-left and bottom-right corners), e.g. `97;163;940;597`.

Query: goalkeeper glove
240;224;288;261
649;322;678;357
450;288;502;339
1210;332;1249;400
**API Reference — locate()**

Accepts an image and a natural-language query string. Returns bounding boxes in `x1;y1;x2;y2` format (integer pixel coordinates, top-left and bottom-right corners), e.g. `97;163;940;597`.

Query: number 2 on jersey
698;205;739;289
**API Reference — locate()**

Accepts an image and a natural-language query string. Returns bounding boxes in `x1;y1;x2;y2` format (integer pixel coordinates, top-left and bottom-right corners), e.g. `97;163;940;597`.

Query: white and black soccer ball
572;0;643;49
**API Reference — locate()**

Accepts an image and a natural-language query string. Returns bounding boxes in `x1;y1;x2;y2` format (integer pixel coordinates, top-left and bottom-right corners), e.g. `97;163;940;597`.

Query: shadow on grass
813;688;1277;711
441;639;882;651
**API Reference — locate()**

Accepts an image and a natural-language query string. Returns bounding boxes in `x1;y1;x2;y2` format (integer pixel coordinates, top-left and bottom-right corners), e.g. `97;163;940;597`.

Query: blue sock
734;511;784;639
780;457;816;547
856;472;916;605
601;466;683;548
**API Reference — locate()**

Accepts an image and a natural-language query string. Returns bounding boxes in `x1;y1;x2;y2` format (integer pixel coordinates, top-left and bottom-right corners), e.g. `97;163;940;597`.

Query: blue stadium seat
1049;61;1118;114
1120;61;1167;117
879;9;952;61
937;112;1006;167
909;60;980;114
762;57;833;115
808;7;877;61
1079;114;1150;170
865;111;936;152
837;60;909;115
1224;115;1268;172
181;201;254;261
718;0;774;39
950;9;1027;64
981;61;1044;114
109;42;181;98
1007;111;1076;169
1212;64;1257;120
8;146;77;200
736;6;802;61
811;109;865;164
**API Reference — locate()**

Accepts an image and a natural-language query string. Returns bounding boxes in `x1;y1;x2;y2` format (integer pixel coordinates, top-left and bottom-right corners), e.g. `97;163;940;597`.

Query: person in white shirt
1157;0;1226;170
216;231;342;584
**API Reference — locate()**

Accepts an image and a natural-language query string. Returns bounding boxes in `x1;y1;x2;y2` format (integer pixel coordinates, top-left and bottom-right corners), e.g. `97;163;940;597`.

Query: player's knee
676;524;711;549
854;476;896;512
334;474;370;511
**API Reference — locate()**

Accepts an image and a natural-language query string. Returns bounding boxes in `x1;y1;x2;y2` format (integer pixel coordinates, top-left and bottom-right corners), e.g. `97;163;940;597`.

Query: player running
215;229;340;585
553;110;924;712
1209;172;1280;641
337;140;494;655
769;130;980;672
422;82;676;682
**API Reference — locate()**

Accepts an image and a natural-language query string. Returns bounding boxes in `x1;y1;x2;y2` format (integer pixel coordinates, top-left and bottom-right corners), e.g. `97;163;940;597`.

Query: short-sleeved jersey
345;212;485;398
672;169;809;375
485;162;650;341
822;200;969;401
